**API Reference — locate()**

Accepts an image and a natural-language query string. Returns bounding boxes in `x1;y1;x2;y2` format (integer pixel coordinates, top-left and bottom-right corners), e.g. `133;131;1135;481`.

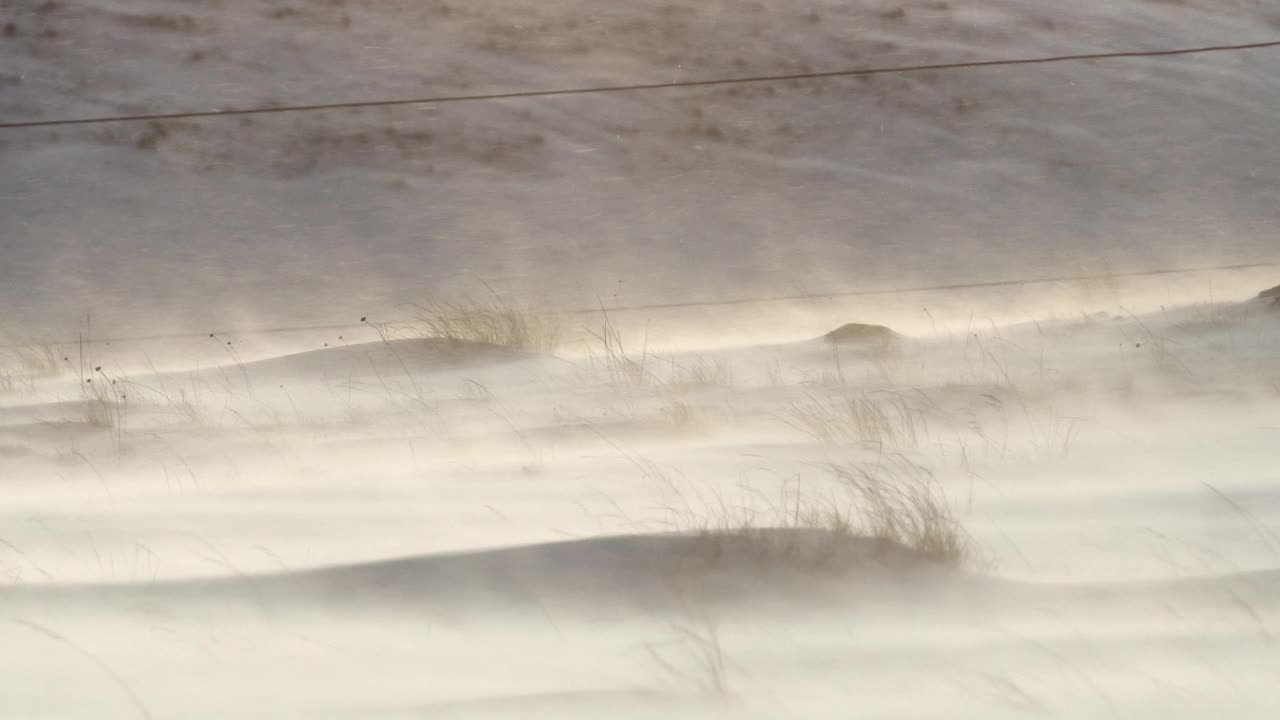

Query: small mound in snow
821;323;899;346
1259;284;1280;308
239;337;533;377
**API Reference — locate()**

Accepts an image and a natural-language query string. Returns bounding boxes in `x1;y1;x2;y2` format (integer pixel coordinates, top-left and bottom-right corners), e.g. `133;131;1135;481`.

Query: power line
576;259;1280;314
2;39;1278;130
8;259;1278;349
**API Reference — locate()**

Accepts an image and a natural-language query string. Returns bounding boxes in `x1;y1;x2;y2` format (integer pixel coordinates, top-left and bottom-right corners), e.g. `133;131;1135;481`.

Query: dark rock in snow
823;323;898;345
1258;284;1280;309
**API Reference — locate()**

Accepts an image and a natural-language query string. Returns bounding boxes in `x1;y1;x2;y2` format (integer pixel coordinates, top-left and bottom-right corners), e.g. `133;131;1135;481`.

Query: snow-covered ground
4;0;1280;717
2;283;1279;718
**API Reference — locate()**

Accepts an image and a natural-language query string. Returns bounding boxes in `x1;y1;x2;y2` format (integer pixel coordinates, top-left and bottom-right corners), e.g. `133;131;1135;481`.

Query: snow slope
2;287;1279;718
2;0;1279;335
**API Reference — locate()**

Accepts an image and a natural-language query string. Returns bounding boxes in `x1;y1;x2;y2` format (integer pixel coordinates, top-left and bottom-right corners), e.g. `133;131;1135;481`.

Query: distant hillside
2;0;1278;335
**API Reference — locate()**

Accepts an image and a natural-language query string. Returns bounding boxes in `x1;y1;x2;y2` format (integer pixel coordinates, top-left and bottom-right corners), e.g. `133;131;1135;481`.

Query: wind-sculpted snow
8;528;1278;619
2;530;956;616
3;295;1280;717
4;2;1280;710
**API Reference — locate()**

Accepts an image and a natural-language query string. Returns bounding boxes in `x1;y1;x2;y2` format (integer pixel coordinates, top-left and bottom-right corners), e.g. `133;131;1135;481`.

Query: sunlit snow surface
2;289;1279;718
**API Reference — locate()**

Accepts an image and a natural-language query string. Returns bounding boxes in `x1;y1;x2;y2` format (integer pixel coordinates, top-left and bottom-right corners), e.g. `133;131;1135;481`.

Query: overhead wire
2;40;1278;129
6;259;1277;348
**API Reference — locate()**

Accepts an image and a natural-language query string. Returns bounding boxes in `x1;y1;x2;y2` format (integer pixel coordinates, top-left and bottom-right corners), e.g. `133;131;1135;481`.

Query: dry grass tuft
0;340;60;394
672;356;734;387
18;344;59;376
637;454;971;569
655;477;857;565
832;458;971;566
413;294;561;353
781;390;926;448
646;612;730;700
81;367;128;452
586;308;652;386
659;399;701;432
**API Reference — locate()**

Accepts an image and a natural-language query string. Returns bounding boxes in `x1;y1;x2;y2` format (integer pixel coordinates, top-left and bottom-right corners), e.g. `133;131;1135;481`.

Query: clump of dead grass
81;366;128;452
0;339;60;394
781;390;926;448
832;457;971;566
635;453;971;569
668;356;734;387
645;611;730;701
586;307;652;386
412;293;561;353
659;399;700;432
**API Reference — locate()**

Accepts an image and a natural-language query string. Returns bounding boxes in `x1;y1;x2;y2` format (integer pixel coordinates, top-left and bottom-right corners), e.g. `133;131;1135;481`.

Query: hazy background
3;0;1278;338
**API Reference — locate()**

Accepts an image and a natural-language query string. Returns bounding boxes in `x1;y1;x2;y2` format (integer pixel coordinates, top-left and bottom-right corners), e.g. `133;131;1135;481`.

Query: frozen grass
80;367;128;453
636;451;972;569
833;457;973;567
780;390;927;449
668;356;734;387
659;399;700;432
0;336;60;377
0;340;59;395
646;612;730;701
413;294;561;354
0;365;33;395
586;307;652;386
128;379;205;426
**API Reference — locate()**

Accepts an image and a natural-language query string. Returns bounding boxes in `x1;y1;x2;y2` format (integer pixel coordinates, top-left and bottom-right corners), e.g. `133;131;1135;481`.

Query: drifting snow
4;0;1280;717
3;290;1280;717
